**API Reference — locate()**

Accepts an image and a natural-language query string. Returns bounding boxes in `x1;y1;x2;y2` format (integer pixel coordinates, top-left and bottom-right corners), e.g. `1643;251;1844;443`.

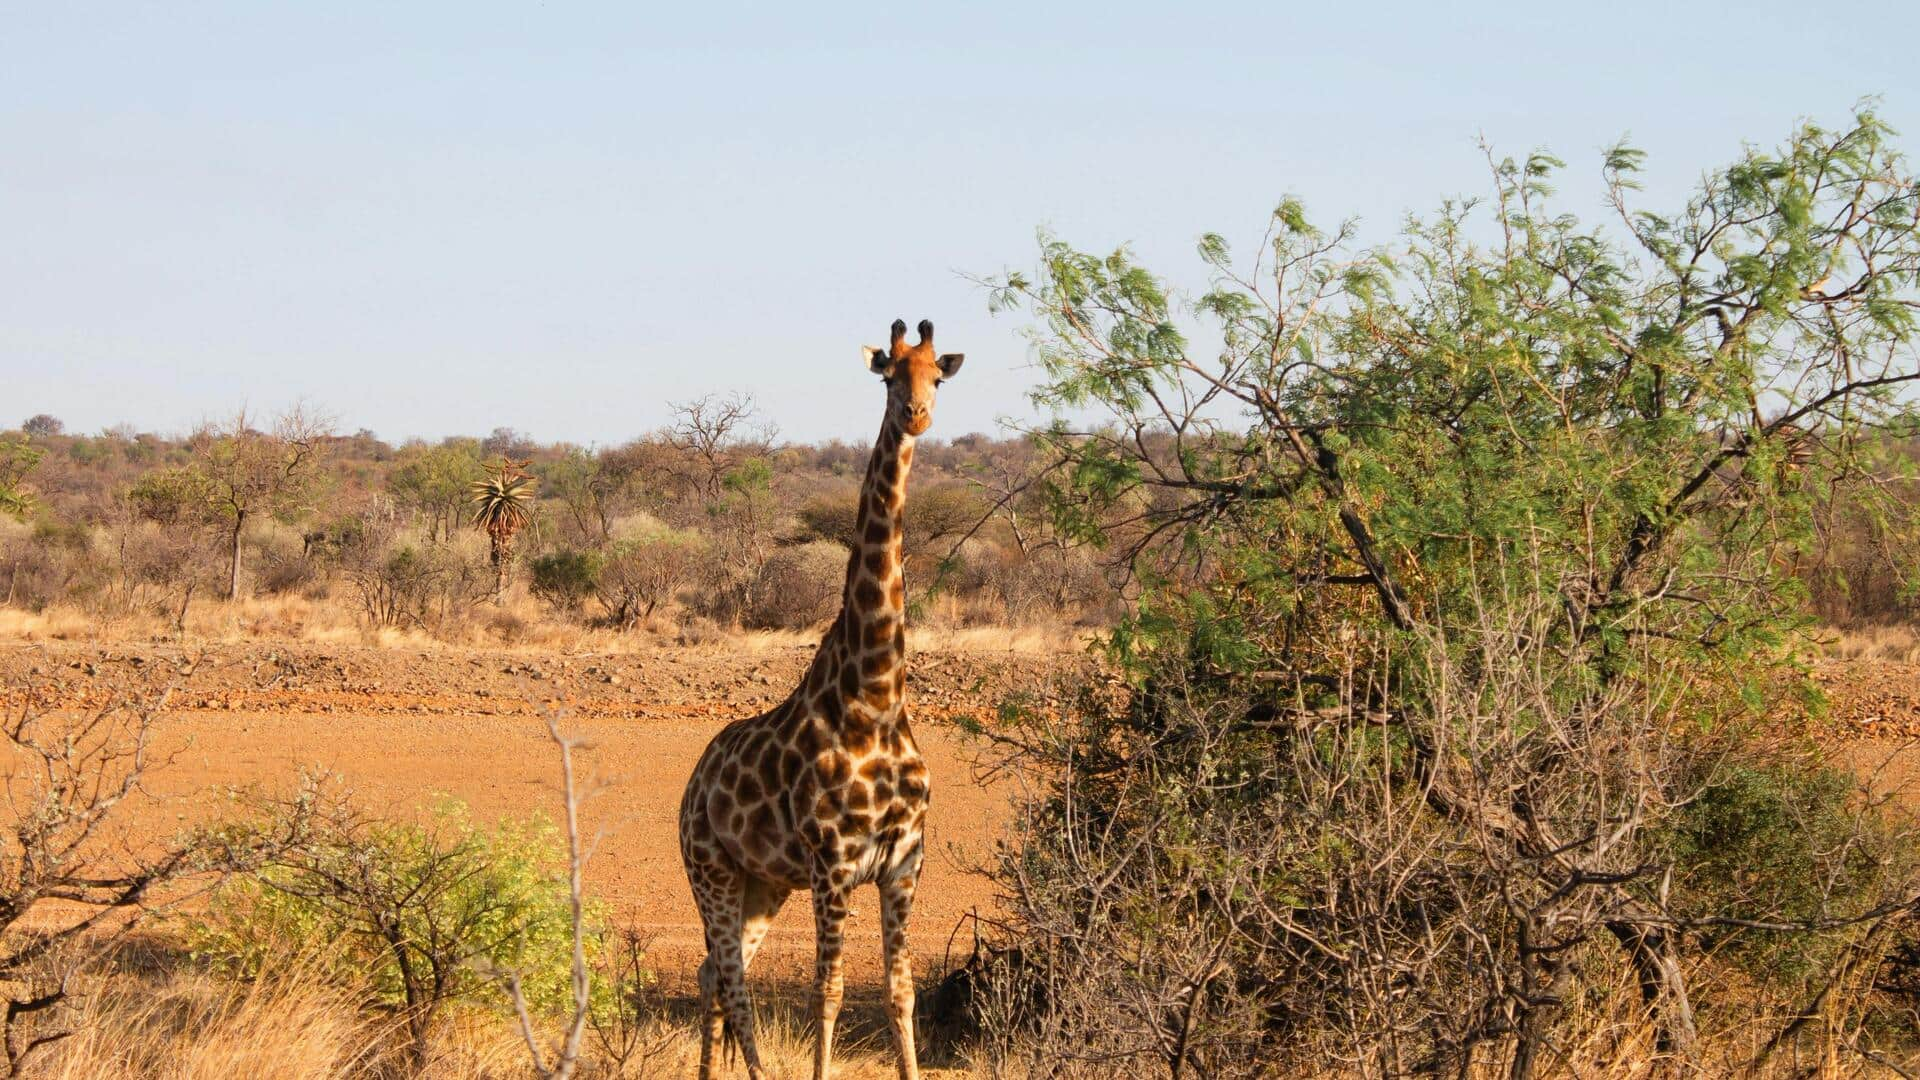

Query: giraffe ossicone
678;317;964;1080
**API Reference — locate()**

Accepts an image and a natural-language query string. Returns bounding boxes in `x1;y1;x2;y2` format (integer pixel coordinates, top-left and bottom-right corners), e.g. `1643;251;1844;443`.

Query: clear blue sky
4;2;1917;445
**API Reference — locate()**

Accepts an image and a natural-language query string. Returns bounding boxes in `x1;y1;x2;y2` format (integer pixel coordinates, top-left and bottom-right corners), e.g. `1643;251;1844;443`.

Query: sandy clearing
2;637;1082;990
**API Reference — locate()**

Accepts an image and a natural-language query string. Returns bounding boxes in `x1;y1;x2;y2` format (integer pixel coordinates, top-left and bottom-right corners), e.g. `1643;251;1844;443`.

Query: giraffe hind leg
691;862;765;1079
691;862;786;1080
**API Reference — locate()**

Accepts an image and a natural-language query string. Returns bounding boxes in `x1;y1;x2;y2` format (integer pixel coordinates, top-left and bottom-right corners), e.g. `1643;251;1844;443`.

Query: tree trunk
174;582;196;633
491;533;514;601
227;510;246;600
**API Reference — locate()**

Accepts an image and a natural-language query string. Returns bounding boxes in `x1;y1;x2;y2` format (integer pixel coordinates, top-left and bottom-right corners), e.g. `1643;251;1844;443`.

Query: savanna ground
0;611;1092;1078
2;615;1917;1077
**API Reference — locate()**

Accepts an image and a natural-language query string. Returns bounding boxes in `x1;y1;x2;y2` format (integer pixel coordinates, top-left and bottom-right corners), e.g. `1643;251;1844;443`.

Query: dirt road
0;637;1087;990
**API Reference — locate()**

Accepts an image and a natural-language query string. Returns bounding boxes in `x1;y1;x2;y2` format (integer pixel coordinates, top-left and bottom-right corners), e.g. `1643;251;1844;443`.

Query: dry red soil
0;637;1086;991
3;639;1915;991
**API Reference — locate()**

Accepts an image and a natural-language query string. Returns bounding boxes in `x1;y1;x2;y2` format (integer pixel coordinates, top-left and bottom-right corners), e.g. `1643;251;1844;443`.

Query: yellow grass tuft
40;948;979;1079
1819;623;1920;664
46;959;389;1079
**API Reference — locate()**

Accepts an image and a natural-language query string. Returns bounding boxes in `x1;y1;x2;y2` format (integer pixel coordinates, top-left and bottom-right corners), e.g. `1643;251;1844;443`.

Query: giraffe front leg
811;882;851;1080
880;847;924;1080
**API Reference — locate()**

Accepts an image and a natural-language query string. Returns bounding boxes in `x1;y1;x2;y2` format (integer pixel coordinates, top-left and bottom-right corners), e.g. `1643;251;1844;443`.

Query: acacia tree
978;110;1920;1076
189;407;329;600
389;442;483;542
665;392;775;499
544;441;662;548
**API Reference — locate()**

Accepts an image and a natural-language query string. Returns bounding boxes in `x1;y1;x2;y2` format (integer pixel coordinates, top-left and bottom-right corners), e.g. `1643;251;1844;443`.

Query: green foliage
529;548;601;614
389;443;483;539
0;435;45;518
127;466;217;525
721;456;771;496
1667;757;1910;982
191;795;606;1024
976;108;1920;1072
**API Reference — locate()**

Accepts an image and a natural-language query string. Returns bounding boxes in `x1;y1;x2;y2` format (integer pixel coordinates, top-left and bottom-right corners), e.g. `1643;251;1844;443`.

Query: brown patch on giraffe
842;725;876;756
736;771;764;804
815;752;851;787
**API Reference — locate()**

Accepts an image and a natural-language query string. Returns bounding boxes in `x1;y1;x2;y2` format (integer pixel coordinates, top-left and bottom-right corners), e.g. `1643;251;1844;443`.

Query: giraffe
678;317;964;1080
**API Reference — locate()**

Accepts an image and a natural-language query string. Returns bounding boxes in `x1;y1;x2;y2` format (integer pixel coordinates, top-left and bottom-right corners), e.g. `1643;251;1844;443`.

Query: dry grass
1822;623;1920;664
45;958;393;1079
0;592;1084;657
39;954;979;1080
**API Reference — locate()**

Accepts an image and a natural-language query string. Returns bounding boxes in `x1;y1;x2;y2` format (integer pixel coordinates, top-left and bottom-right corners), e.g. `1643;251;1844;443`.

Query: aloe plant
470;457;538;600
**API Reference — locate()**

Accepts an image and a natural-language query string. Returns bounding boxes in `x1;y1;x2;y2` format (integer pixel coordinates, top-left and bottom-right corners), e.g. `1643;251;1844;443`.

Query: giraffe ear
936;353;965;378
864;346;894;375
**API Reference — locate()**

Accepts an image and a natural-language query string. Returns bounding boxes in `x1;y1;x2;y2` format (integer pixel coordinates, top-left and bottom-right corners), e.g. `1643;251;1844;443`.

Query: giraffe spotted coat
679;318;962;1080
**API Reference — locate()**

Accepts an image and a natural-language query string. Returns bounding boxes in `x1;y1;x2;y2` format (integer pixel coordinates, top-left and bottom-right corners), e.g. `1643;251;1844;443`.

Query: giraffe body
679;318;963;1080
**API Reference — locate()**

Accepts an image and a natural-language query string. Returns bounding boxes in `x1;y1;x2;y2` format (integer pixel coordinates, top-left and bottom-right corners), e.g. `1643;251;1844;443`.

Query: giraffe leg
739;878;790;972
810;881;852;1080
696;951;726;1080
880;848;924;1080
690;864;771;1080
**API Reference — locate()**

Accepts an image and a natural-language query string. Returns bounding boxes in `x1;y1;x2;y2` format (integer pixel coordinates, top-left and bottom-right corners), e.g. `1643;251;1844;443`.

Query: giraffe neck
805;409;914;724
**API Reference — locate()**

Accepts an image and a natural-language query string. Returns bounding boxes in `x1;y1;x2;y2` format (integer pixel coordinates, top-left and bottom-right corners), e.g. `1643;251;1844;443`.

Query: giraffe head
862;318;963;437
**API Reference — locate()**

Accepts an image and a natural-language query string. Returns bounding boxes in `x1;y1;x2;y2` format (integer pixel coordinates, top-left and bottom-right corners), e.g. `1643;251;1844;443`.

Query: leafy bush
348;543;490;629
968;109;1920;1076
1667;757;1910;983
191;791;605;1064
529;548;600;616
595;529;704;628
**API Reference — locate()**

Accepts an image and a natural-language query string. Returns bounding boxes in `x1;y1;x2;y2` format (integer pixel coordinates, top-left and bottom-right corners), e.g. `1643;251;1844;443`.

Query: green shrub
190;793;608;1062
1667;757;1908;983
529;548;600;615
